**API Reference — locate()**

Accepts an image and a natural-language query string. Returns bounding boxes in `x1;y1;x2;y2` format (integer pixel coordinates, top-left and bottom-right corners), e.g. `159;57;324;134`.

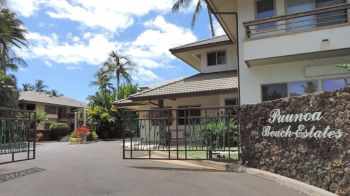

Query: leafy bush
87;131;99;141
76;126;90;138
49;123;70;141
199;117;238;149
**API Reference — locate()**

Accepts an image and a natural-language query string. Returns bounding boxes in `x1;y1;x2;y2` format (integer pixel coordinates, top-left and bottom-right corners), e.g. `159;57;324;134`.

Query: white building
206;0;350;104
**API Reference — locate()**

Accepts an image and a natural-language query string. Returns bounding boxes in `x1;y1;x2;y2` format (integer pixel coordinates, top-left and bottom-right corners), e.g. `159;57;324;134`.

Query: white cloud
8;0;44;17
133;67;161;82
213;20;226;36
122;16;197;70
9;0;175;33
23;32;117;66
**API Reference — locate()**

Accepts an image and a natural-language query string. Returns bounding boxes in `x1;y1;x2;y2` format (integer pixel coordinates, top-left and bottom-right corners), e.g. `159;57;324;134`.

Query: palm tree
48;89;63;97
34;80;48;93
117;83;138;100
22;83;33;91
1;53;27;74
0;8;27;74
172;0;215;37
90;68;113;91
103;51;133;92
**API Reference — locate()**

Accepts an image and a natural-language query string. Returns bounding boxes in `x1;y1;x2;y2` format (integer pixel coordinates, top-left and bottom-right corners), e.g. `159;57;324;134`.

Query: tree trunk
208;7;215;37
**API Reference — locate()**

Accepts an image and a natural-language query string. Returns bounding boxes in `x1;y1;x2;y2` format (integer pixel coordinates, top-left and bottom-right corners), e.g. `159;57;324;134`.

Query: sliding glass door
286;0;347;30
287;0;316;30
316;0;347;27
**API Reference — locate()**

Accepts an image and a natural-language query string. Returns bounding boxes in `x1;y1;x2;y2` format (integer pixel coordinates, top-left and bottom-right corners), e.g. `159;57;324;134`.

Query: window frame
321;76;350;92
44;105;57;115
177;106;201;126
254;0;277;30
207;50;227;66
261;79;321;102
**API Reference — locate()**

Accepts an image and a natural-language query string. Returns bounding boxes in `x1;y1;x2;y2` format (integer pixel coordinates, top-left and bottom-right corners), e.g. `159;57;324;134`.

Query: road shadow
0;167;46;183
127;166;222;172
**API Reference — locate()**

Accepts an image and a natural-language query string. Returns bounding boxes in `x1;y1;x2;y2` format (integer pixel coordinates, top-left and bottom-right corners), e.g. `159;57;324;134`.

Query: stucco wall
239;87;350;195
198;44;238;73
236;0;350;104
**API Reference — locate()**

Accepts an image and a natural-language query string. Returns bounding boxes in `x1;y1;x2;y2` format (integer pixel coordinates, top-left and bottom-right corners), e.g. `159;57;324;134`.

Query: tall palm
0;8;27;74
1;53;27;74
22;83;33;91
103;51;133;92
172;0;215;37
34;80;48;93
48;89;63;97
90;68;113;91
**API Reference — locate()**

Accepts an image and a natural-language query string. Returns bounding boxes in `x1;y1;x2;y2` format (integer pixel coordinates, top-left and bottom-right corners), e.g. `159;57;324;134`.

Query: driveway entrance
0;141;306;196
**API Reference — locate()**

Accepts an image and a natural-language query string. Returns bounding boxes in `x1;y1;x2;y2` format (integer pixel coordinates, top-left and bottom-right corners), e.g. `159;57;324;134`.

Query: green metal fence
122;106;240;161
0;107;36;164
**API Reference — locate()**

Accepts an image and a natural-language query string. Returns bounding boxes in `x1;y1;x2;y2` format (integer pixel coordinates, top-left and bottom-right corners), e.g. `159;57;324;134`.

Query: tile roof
170;35;232;53
128;71;238;101
19;91;85;108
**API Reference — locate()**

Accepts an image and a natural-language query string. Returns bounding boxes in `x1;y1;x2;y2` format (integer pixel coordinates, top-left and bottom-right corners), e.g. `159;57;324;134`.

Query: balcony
243;3;350;67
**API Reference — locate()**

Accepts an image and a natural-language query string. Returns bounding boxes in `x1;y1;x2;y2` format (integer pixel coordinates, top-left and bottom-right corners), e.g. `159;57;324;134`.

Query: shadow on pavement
127;166;222;172
0;167;46;183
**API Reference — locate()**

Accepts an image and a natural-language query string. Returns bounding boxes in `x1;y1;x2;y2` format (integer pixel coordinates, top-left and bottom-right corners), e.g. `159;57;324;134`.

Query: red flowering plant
75;125;90;139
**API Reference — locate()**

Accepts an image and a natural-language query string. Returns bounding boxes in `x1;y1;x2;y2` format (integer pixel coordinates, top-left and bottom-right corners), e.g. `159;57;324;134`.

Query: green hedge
49;123;70;141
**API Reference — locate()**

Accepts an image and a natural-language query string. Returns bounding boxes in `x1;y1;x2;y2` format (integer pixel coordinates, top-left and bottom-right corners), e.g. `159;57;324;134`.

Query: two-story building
206;0;350;104
19;91;85;131
116;36;239;144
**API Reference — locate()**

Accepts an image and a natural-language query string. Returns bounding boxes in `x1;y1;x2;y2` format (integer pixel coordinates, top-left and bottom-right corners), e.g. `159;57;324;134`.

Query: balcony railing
243;3;350;39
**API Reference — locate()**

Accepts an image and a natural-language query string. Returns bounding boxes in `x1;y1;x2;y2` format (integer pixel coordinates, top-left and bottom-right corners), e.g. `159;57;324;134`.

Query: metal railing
243;3;350;38
122;106;240;161
0;107;36;164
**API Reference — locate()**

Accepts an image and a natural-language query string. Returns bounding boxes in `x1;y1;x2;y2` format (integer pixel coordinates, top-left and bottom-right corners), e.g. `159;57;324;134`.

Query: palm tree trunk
208;7;215;37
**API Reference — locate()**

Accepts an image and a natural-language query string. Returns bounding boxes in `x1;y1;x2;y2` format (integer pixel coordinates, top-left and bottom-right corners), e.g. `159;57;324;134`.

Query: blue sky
8;0;224;103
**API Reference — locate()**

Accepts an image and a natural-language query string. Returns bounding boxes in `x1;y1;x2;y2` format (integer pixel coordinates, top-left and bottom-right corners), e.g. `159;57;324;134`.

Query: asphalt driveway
0;141;306;196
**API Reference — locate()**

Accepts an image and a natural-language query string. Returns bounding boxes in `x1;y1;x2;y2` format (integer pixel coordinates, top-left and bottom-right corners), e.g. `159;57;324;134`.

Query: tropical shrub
76;125;90;138
49;123;70;141
199;117;238;149
87;131;99;141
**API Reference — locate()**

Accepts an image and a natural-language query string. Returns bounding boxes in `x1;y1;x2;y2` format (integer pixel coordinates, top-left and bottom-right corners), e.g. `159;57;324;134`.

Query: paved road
0;141;305;196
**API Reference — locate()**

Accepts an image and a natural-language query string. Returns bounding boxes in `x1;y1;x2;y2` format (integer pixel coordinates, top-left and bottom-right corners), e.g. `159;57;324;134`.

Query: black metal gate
122;106;240;161
0;107;37;164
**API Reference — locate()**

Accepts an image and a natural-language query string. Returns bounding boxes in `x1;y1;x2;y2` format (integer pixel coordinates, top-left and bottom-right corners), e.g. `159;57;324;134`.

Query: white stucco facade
233;0;350;104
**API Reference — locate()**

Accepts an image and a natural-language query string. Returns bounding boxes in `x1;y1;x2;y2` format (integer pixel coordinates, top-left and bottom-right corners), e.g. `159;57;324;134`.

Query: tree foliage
0;73;18;107
172;0;215;37
86;50;138;139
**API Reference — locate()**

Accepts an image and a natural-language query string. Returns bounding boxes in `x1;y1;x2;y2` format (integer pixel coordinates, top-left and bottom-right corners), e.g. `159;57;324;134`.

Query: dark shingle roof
170;35;232;53
19;91;85;108
128;71;237;101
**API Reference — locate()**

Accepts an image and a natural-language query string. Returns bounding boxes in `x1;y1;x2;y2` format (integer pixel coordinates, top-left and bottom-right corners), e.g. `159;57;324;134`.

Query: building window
262;80;320;101
225;99;237;116
45;105;57;114
178;106;201;125
256;0;276;29
207;51;227;66
323;77;350;91
289;81;318;96
316;0;347;27
262;83;288;101
287;0;315;30
286;0;347;30
150;108;173;126
26;104;36;111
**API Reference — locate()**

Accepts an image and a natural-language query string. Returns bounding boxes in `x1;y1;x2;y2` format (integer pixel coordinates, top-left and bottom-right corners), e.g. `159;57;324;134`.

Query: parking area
0;141;305;196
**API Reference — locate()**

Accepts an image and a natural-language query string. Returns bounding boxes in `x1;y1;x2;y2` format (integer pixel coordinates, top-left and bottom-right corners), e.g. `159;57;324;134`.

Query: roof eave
129;88;238;102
